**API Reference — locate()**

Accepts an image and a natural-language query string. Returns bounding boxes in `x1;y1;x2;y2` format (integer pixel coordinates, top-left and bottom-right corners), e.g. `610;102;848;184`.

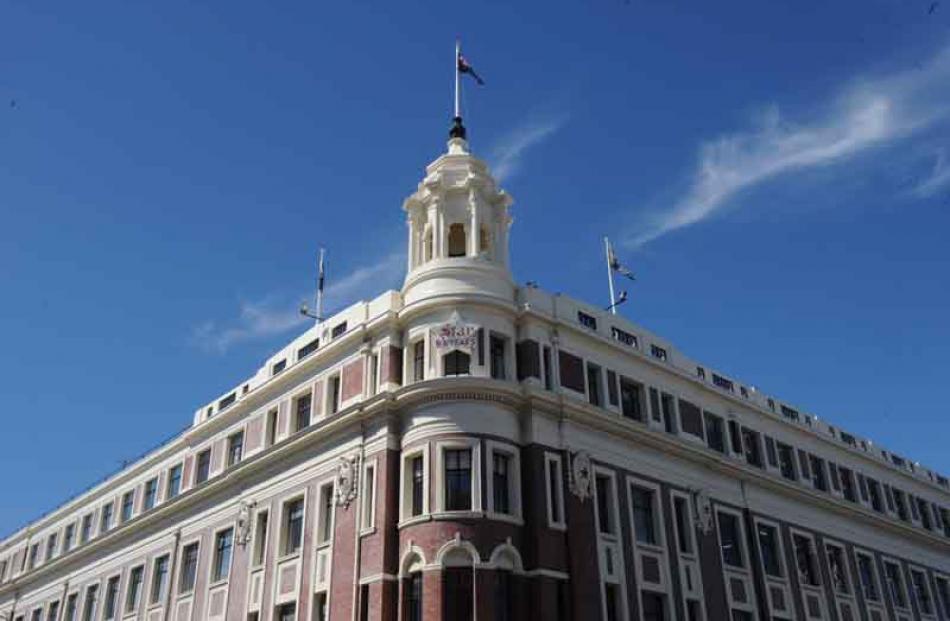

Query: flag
458;53;485;85
608;245;636;281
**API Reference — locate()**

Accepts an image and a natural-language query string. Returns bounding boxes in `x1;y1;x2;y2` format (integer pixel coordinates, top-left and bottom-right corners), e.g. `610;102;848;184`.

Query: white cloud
914;149;950;197
489;114;568;182
193;250;405;353
627;44;950;247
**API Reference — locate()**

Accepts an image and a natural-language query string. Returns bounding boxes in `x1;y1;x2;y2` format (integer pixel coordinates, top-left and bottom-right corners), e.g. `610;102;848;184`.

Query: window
410;455;425;517
650;344;667;361
404;572;423;621
359;584;369;621
298;338;319;360
934;576;950;618
838;467;856;502
331;321;347;338
142;478;158;511
757;523;782;577
911;569;934;615
917;498;933;530
678;398;703;437
104;575;120;619
856;552;880;602
314;594;328;621
64;594;78;621
792;534;820;587
63;524;75;553
195;449;211;484
328;375;341;415
673;495;693;554
272;359;287;375
490;335;507;380
46;533;57;561
629;485;658;545
717;511;743;567
82;585;98;621
641;591;666;621
223;431;244;468
611;326;637;348
253;512;269;565
604;583;619;621
704;412;725;453
491;451;512;515
412;340;425;382
218;392;236;410
100;502;115;533
728;420;742;455
606;370;618;406
495;570;514;621
283;498;304;554
445;449;473;511
444;567;474;621
586;363;602;407
712;374;734;392
369;353;379;394
443;350;471;376
167;464;183;499
294;393;312;432
742;428;762;468
577;311;597;330
121;491;135;523
542;346;552;390
212;528;234;582
362;464;376;529
545;453;565;527
179;542;199;594
28;543;39;569
884;561;907;608
125;566;143;613
777;443;796;481
619;378;643;421
448;223;467;257
826;544;849;594
318;484;334;544
150;555;169;604
45;601;59;621
594;474;615;535
80;514;93;544
866;478;884;512
808;455;827;491
276;603;296;621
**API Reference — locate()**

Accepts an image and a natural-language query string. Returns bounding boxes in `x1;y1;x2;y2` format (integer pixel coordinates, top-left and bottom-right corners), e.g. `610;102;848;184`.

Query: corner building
2;125;950;621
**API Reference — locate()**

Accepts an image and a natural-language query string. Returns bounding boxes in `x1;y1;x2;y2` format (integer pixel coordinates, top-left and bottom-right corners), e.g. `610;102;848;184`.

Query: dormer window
448;223;467;257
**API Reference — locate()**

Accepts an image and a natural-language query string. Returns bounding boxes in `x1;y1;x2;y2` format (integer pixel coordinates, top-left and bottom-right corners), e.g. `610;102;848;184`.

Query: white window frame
361;459;377;533
434;439;482;516
485;440;522;523
933;573;950;619
102;571;121;621
882;556;911;612
226;427;246;468
176;537;202;597
143;477;159;511
823;538;853;598
164;462;184;502
584;361;604;407
626;476;665;551
315;480;335;548
670;489;707;621
715;506;749;571
251;507;270;568
853;548;884;605
325;372;342;416
278;491;309;559
789;528;823;588
207;525;235;586
752;517;789;580
592;466;620;540
543;452;566;530
99;500;115;535
291;389;313;433
124;563;145;614
399;444;430;523
908;564;937;618
148;553;171;607
405;333;428;384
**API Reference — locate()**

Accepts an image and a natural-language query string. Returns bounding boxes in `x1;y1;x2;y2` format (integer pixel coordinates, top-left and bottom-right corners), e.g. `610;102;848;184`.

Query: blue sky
1;0;949;536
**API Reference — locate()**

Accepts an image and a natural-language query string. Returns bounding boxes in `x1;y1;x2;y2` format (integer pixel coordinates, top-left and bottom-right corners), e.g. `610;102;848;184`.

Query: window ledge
431;510;483;520
277;551;301;562
208;577;229;588
485;512;523;526
398;515;431;528
359;527;377;537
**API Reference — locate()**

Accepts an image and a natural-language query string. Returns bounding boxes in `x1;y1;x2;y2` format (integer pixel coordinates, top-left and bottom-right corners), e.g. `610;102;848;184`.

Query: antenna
300;248;326;323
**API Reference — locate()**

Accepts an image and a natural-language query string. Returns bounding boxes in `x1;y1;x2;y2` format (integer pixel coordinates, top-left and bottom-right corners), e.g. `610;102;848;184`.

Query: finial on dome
449;115;467;140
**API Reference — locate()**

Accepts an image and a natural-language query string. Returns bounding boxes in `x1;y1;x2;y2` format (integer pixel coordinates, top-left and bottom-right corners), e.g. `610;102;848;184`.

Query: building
1;116;949;621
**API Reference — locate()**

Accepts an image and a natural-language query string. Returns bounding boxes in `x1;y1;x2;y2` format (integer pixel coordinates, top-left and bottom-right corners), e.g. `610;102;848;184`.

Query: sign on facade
433;312;479;354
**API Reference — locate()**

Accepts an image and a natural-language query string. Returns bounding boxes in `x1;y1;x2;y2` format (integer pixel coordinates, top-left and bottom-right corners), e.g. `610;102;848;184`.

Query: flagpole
454;39;461;119
604;237;617;315
315;247;325;324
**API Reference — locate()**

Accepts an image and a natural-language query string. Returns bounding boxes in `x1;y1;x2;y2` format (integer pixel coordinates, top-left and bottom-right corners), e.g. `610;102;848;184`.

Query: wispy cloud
914;148;950;197
627;44;950;248
489;114;568;182
192;250;405;353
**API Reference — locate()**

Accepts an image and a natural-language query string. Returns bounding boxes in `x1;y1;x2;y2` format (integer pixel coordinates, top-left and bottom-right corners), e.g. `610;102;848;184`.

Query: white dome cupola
401;119;515;309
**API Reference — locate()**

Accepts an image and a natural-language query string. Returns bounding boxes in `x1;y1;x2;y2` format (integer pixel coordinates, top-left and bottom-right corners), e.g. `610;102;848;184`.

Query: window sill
547;521;568;532
208;577;229;588
485;512;523;526
315;541;331;551
398;515;431;528
359;526;377;537
431;510;483;520
277;551;301;563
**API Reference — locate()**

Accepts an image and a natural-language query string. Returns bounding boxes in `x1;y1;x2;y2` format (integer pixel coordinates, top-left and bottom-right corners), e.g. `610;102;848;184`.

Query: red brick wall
329;490;359;619
342;359;364;402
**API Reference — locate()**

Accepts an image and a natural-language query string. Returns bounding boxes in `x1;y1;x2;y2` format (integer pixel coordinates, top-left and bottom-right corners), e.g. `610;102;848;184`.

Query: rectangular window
195;449;212;484
212;528;234;582
276;603;296;621
362;465;376;529
757;523;782;577
329;375;341;414
179;542;199;594
64;594;78;621
226;431;244;467
100;502;114;533
294;393;312;432
104;575;120;619
809;455;827;491
742;428;762;468
492;452;511;515
121;491;135;523
150;555;169;604
911;569;934;615
838;467;856;502
167;464;183;499
46;533;57;561
606;370;618;406
80;514;93;544
82;585;98;621
319;484;334;544
445;449;473;511
792;534;820;587
369;353;379;394
411;456;425;517
413;340;425;382
826;544;849;595
28;542;39;569
650;344;667;361
630;485;657;545
404;571;423;621
577;311;597;330
546;455;564;527
266;408;279;446
45;601;59;621
586;363;602;407
867;479;884;512
297;338;319;360
857;553;880;602
272;359;287;375
332;321;347;338
884;561;907;609
125;566;143;613
619;378;643;421
673;495;693;554
641;591;665;621
764;436;778;467
542;346;552;390
704;412;725;453
143;478;158;511
917;498;933;530
728;420;742;455
934;576;950;618
611;326;637;348
490;335;507;380
284;498;304;554
253;512;269;566
595;474;614;535
678;398;704;437
777;443;796;481
717;511;743;568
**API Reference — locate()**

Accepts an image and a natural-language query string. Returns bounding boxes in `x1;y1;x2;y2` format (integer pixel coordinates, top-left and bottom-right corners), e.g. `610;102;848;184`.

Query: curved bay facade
2;130;949;621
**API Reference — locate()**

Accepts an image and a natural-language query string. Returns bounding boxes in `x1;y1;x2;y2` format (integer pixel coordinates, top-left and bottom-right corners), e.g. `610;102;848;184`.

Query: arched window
403;570;423;621
441;546;475;621
495;570;514;621
443;351;471;376
448;223;467;257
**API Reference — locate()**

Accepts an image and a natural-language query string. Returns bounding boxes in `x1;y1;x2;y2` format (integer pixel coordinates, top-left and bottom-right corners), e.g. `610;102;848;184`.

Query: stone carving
237;500;255;546
335;456;359;508
568;450;593;501
692;489;714;534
